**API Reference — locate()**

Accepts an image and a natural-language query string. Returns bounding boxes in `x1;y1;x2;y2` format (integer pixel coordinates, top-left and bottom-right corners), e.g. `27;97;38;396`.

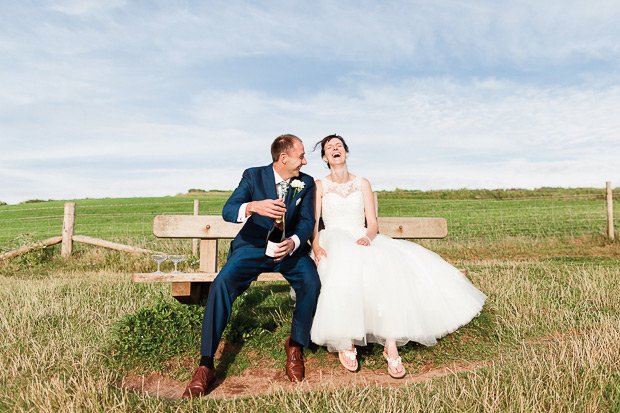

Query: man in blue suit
183;134;321;398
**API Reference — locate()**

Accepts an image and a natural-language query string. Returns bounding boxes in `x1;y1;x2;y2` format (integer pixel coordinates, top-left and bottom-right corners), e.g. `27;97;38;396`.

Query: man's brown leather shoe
284;338;305;382
182;366;216;398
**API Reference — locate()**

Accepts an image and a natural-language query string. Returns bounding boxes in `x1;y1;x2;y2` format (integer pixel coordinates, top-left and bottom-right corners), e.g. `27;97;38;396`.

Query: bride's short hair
314;134;349;169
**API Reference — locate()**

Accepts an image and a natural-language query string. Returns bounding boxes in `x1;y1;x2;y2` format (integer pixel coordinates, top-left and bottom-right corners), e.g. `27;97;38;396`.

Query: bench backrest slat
153;215;448;239
377;216;447;238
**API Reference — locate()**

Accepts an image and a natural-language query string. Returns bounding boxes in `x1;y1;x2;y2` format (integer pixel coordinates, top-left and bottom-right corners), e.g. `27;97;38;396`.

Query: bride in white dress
309;135;487;378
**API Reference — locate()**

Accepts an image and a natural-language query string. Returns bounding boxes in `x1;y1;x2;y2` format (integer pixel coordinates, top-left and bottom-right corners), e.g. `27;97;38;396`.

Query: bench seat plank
133;268;467;284
133;272;285;283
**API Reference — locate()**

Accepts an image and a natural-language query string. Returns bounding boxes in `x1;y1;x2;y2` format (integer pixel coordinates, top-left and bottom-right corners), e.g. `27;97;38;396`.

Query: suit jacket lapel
284;182;294;229
285;183;294;206
264;164;278;200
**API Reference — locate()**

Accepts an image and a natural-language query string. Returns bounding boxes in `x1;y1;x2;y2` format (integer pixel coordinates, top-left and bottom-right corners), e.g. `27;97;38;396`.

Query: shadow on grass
349;306;501;373
216;282;296;376
106;282;297;378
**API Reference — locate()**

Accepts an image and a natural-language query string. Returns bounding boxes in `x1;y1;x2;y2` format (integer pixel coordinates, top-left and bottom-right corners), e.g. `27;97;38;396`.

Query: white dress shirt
236;168;301;254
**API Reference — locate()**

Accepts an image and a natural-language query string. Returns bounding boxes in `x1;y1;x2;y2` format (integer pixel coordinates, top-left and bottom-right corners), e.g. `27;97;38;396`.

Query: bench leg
171;282;211;304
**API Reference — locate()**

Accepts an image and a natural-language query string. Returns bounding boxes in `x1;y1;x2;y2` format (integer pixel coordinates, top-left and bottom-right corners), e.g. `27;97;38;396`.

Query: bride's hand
356;236;372;246
313;246;327;264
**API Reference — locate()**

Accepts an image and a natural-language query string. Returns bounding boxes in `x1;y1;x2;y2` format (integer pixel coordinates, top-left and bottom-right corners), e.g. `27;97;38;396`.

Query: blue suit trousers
200;247;320;356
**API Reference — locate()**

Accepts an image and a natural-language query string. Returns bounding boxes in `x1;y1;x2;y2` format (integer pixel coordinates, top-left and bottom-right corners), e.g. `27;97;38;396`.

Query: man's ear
280;152;288;165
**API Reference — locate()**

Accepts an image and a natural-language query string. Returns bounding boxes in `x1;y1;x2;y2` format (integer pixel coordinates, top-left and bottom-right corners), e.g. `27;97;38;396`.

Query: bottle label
265;240;279;257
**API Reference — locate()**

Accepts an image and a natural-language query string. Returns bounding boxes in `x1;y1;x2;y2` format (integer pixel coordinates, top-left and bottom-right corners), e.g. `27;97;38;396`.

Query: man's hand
273;238;295;261
247;199;286;219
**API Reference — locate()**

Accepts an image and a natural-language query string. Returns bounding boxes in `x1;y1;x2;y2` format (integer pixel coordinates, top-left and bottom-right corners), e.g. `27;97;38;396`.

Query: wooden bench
133;214;462;304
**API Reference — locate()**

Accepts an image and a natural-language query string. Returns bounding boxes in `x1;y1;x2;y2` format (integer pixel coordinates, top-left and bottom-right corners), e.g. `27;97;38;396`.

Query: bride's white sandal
382;350;406;379
338;348;358;372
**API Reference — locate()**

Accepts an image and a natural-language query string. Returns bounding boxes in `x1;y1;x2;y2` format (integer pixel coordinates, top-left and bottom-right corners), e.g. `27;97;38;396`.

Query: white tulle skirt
309;227;487;352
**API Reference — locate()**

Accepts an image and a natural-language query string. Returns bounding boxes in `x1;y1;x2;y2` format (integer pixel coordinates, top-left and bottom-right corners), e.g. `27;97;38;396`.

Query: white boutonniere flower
290;179;305;196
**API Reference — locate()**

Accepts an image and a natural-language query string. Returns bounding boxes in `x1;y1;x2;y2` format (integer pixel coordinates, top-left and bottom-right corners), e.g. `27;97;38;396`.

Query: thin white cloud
1;1;620;204
47;0;127;16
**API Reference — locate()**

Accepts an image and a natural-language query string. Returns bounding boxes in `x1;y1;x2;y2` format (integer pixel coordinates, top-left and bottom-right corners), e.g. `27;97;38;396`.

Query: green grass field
1;187;616;249
1;188;619;411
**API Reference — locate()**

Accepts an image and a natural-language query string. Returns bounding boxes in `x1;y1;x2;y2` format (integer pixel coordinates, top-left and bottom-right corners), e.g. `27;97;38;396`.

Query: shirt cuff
237;203;250;223
289;235;300;255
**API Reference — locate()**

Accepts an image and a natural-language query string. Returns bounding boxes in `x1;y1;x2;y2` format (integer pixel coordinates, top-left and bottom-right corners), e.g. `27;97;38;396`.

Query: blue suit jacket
222;164;316;256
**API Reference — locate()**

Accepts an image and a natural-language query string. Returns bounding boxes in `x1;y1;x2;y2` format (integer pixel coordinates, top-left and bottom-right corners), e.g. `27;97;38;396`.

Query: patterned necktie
279;180;290;200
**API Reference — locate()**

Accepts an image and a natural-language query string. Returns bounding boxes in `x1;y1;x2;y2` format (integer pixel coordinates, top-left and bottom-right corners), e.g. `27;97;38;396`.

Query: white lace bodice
320;176;365;231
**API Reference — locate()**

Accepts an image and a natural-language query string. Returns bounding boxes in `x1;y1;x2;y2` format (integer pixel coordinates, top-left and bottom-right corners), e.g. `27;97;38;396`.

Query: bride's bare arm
357;178;378;246
311;180;327;262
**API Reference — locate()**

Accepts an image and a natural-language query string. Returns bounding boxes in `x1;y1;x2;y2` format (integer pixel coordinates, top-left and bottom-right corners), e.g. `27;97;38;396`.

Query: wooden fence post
192;199;199;255
607;181;614;240
61;202;76;258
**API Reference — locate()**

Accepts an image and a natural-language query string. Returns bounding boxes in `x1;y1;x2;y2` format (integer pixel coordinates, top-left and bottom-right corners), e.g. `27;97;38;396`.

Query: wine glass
151;254;167;273
168;255;185;273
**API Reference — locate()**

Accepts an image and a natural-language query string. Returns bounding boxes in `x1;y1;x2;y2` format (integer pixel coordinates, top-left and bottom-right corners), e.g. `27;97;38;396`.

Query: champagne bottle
265;212;285;257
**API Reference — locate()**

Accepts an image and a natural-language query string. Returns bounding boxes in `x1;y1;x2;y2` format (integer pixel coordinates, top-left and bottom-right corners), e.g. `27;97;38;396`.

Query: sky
1;0;620;205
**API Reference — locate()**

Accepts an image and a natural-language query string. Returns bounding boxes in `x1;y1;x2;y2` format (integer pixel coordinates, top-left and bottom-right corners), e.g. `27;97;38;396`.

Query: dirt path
118;362;484;400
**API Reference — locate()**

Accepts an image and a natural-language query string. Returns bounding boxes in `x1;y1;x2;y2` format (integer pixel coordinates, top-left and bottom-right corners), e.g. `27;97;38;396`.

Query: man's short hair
271;134;300;162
